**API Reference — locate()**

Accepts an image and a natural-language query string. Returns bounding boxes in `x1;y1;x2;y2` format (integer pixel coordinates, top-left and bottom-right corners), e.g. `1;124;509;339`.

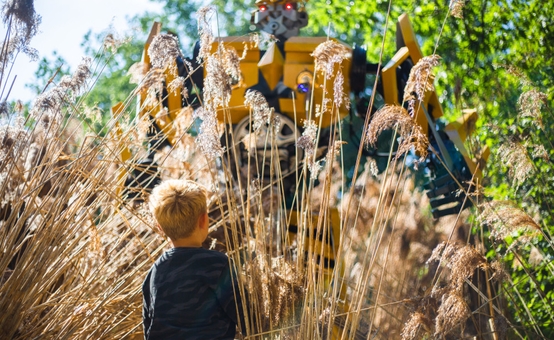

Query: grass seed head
103;33;129;54
2;0;41;42
530;144;549;161
311;40;351;79
196;5;216;62
489;260;508;283
500;64;533;87
479;200;540;244
428;242;486;289
333;71;349;109
222;46;241;84
401;311;432;340
496;138;534;186
193;107;224;160
366;105;429;164
403;54;440;116
127;62;147;84
58;57;91;96
434;291;470;337
148;33;182;70
203;47;233;111
135;68;165;97
517;88;547;129
296;120;322;179
0;122;27;162
245;90;271;132
167;76;186;96
449;0;466;19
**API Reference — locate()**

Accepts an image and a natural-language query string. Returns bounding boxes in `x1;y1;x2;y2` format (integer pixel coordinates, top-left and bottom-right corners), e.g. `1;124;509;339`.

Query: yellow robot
117;1;488;337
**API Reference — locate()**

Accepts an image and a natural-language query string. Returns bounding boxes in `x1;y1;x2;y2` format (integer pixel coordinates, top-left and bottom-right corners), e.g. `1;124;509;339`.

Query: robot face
251;0;308;40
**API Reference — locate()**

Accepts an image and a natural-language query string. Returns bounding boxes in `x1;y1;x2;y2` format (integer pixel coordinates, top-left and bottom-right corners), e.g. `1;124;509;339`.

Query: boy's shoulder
159;247;229;266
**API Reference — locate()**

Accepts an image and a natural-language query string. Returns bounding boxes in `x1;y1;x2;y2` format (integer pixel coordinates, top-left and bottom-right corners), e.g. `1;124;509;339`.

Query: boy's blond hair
149;179;207;240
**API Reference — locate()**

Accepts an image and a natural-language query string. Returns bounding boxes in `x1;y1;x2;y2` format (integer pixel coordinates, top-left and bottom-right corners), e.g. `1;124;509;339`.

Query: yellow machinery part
282;36;351;128
258;42;285;90
397;13;444;121
207;37;260;125
138;22;161;121
382;14;447;137
287;208;348;310
381;46;430;136
444;109;489;180
111;102;132;196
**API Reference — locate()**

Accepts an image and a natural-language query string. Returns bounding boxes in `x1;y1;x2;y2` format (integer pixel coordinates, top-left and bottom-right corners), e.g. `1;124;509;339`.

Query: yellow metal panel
206;37;260;124
282;38;351;128
398;14;423;63
382;47;409;105
111;102;132;162
285;36;333;52
444;109;486;180
258;42;284;90
138;22;162;120
445;108;477;143
209;36;260;62
398;13;443;120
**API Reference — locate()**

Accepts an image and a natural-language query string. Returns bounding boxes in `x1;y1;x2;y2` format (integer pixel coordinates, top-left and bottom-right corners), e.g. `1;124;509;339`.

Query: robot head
251;0;309;40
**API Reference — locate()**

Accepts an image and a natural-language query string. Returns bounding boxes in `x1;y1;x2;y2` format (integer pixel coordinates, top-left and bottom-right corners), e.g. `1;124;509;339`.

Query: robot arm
351;14;489;218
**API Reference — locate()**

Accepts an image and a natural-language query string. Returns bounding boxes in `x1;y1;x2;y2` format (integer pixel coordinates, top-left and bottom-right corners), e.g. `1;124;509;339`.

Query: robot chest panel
208;37;352;127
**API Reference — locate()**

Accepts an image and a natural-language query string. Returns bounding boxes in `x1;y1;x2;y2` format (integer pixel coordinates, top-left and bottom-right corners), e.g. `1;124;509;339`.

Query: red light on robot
285;3;293;10
259;5;267;11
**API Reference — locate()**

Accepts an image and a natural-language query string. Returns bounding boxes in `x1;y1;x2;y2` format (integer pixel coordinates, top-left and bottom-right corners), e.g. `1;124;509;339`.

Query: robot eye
259;4;267;11
285;3;293;10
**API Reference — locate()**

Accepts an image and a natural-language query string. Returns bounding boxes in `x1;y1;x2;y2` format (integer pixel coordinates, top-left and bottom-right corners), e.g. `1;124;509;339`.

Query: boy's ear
198;212;209;229
155;223;163;233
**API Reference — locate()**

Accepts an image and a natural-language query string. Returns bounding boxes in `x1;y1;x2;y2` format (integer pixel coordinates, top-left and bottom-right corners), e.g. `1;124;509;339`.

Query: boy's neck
171;238;203;248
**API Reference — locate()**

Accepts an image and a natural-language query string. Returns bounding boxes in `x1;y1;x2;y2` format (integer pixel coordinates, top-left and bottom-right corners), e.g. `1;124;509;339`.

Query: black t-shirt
142;247;243;340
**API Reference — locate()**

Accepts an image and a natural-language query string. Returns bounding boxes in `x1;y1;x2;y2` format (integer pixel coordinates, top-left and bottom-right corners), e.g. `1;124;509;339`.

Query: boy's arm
142;272;152;338
215;261;248;335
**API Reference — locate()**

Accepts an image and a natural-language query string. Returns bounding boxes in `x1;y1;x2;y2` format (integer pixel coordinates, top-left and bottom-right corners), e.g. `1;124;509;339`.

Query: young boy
142;179;245;339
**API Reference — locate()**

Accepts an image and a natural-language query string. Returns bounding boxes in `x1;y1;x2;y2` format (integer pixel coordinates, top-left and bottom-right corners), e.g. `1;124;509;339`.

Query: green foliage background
28;0;554;337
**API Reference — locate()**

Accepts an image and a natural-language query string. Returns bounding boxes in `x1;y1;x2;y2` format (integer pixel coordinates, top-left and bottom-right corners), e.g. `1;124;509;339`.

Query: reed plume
479;200;540;244
366;104;429;163
517;88;547;129
311;40;350;78
449;0;466;19
497;137;534;186
403;54;440;117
